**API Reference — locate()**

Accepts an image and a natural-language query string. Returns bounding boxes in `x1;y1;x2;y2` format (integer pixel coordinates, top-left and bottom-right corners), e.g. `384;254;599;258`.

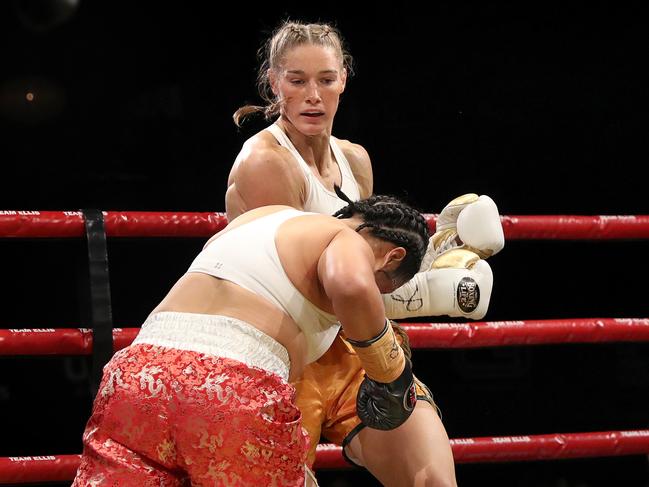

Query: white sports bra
266;123;362;214
186;208;340;363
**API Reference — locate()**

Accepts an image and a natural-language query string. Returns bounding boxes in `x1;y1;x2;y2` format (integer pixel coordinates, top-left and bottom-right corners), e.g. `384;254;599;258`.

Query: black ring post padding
81;209;114;398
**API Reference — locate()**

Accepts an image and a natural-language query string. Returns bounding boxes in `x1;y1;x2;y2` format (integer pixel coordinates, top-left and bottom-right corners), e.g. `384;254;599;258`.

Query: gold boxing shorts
293;322;438;468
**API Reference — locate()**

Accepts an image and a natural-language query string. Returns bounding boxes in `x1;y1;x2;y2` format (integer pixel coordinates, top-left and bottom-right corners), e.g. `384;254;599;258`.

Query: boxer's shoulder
333;138;372;198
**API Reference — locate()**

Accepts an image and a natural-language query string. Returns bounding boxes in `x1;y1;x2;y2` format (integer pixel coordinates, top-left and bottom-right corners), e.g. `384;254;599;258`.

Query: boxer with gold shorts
227;19;505;486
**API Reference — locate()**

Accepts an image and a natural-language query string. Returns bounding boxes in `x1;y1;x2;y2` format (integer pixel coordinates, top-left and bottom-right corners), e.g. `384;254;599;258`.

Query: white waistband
133;312;290;381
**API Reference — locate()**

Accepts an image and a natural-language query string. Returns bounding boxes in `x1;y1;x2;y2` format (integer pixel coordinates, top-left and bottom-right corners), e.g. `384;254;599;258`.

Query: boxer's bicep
317;231;386;342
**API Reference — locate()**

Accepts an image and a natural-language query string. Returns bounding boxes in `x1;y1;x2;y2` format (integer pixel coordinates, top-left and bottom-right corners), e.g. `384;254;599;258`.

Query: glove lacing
419;231;460;272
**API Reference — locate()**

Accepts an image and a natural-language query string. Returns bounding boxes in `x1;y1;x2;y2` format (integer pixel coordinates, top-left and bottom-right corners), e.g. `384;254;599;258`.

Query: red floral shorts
72;343;308;486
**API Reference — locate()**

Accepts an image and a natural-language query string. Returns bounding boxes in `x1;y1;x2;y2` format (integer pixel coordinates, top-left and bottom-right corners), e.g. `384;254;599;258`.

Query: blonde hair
233;20;354;126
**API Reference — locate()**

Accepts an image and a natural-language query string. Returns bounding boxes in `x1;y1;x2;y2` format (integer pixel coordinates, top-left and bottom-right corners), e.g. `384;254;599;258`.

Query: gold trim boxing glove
382;249;493;319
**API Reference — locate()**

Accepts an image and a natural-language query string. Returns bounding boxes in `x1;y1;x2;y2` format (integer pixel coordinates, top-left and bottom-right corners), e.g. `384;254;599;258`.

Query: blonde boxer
228;20;504;486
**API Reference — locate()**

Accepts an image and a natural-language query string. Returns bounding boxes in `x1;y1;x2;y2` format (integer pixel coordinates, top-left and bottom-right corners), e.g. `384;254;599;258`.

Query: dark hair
333;187;430;284
233;20;354;126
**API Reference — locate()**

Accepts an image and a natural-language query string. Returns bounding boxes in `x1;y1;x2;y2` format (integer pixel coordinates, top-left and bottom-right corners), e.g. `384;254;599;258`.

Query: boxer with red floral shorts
73;313;308;487
73;199;431;486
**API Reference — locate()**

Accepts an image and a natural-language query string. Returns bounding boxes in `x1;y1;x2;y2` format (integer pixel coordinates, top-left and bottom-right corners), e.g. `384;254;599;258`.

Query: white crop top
266;123;362;214
186;209;340;364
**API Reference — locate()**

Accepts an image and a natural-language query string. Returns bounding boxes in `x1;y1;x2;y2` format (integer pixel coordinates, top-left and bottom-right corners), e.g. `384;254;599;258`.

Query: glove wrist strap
347;319;405;383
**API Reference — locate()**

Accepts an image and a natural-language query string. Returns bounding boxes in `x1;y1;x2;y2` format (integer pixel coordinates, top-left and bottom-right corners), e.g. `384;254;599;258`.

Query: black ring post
82;209;114;397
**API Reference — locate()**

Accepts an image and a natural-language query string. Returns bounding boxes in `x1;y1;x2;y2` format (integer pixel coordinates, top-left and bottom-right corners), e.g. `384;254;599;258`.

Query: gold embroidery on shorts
156;438;176;463
241;440;261;461
197;428;224;453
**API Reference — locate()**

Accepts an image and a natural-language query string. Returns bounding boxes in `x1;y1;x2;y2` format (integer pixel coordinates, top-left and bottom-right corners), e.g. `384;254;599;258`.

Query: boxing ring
1;211;649;484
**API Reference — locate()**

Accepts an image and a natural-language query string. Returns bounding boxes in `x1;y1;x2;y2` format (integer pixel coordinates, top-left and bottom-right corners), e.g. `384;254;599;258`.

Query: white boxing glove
383;249;493;320
455;194;504;258
435;193;481;232
419;193;504;272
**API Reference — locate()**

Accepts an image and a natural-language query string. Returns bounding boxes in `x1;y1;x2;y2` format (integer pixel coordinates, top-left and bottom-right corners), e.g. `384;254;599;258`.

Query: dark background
1;1;648;486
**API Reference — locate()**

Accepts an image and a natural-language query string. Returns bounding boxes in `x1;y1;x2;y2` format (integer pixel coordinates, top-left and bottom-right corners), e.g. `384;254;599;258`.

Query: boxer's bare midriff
151;272;308;381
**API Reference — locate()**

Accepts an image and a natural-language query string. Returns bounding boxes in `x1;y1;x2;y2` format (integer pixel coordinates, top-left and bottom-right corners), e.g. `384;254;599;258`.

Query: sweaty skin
155;206;403;382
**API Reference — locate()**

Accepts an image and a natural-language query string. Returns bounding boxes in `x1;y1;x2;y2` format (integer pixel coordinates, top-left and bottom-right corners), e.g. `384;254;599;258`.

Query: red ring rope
2;430;648;483
404;318;649;348
2;210;647;481
2;211;649;239
1;318;648;356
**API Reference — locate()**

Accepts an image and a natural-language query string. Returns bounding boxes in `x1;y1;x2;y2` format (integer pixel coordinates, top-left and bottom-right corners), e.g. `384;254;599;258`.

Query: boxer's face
271;44;346;136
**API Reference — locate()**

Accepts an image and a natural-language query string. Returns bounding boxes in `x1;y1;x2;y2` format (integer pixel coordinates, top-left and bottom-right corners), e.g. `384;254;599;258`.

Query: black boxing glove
346;320;418;430
356;358;417;430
